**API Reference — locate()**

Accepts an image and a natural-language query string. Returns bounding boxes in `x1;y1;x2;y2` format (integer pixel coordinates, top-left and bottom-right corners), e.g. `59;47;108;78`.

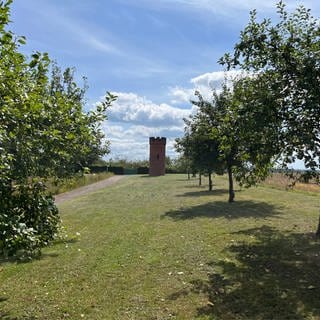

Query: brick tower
149;137;166;176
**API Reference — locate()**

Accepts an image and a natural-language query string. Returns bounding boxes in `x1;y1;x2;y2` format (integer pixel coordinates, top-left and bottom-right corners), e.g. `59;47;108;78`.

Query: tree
0;0;116;257
220;1;320;173
169;155;191;175
176;95;225;192
184;85;276;202
175;130;193;180
219;78;281;200
219;1;320;232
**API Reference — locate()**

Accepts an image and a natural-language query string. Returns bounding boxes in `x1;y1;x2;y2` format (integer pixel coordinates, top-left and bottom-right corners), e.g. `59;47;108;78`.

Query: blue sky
9;0;320;161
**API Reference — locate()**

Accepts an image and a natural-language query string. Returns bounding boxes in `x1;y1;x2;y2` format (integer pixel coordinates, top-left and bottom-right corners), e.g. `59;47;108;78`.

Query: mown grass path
1;174;319;319
54;175;126;204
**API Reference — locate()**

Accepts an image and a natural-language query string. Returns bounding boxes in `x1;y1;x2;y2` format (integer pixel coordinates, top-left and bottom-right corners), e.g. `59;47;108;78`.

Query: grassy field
1;174;319;320
262;173;320;194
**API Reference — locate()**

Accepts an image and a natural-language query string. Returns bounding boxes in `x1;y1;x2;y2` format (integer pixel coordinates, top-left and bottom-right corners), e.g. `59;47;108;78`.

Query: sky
9;0;320;162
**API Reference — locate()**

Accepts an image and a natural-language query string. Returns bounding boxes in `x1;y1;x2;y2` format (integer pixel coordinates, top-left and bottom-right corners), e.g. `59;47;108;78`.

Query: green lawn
1;174;319;320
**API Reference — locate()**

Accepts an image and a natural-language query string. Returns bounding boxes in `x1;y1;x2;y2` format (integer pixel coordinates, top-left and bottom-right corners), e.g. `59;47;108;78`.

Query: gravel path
54;175;126;204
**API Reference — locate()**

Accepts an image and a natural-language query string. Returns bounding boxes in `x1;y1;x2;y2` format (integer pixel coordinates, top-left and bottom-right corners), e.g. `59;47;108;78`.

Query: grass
262;172;320;194
1;174;320;319
46;172;114;194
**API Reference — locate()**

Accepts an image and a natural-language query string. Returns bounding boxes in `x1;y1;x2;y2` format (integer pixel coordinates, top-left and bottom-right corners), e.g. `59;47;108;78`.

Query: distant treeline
89;157;187;175
89;166;183;175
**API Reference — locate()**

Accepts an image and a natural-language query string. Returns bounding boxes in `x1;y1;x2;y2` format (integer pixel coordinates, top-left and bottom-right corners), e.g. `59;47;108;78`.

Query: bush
0;179;59;258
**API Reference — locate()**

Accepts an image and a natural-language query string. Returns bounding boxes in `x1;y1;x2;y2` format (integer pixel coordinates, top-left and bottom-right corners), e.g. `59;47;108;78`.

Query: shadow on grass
0;238;78;265
177;189;230;197
175;178;197;182
0;252;59;265
52;237;78;246
184;185;208;189
169;226;320;319
163;200;281;220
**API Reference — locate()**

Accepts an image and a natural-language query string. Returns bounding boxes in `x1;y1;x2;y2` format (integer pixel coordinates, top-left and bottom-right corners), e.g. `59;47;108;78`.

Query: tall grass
47;172;114;194
262;172;320;194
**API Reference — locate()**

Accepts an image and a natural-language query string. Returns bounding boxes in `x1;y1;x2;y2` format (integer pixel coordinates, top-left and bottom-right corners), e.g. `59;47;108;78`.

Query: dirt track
54;175;126;204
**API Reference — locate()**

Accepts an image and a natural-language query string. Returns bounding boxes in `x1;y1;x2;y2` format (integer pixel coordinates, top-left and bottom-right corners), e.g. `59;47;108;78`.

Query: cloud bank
102;70;248;160
101;70;248;160
108;92;190;126
102;92;192;160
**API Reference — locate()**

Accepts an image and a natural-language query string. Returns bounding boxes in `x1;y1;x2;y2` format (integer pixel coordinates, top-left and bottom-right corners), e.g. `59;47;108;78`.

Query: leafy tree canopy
220;1;320;172
0;0;116;258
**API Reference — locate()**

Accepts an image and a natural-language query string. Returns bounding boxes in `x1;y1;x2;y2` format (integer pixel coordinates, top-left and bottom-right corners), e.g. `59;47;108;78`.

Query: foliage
220;1;320;172
176;106;224;191
0;179;59;258
175;131;193;178
177;1;320;203
0;1;116;257
218;80;279;187
106;156;182;173
91;157;109;167
177;85;275;200
167;155;190;174
108;158;149;169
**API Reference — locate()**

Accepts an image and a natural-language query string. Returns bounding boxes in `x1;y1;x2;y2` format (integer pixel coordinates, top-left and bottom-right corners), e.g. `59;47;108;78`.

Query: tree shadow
176;189;230;197
184;185;208;189
175;178;196;181
163;200;281;220
0;238;77;265
52;237;78;246
169;226;320;319
0;252;59;265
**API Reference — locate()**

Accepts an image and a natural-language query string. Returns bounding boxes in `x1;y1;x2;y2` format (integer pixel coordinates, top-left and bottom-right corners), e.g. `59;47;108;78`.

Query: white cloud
108;92;191;126
104;125;182;160
101;70;249;160
86;36;122;55
103;73;257;159
191;69;249;87
98;92;192;160
169;86;196;104
169;70;245;104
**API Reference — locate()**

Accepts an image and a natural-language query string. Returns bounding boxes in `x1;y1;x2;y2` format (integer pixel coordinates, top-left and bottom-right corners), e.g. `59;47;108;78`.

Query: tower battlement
149;137;166;144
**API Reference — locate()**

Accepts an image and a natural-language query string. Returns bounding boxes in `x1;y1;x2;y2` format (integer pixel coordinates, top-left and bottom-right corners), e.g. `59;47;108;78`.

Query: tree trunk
199;173;202;186
208;172;213;191
227;165;235;202
187;169;190;180
316;214;320;238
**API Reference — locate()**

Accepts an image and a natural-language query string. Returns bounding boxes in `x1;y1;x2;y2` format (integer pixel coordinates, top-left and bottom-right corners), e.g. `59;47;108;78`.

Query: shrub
0;179;59;258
